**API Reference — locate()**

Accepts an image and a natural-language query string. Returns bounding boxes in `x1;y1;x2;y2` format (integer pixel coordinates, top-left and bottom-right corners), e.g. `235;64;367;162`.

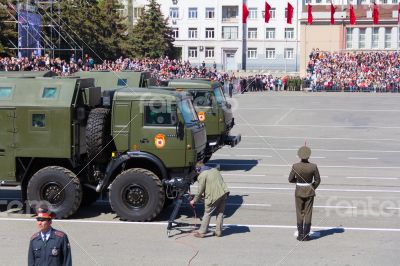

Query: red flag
265;2;271;23
373;2;379;24
307;4;313;25
287;2;294;24
330;4;336;25
349;4;356;25
398;3;400;24
242;3;249;23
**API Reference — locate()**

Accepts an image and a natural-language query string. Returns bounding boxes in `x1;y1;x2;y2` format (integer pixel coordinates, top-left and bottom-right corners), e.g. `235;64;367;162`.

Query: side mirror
177;121;184;140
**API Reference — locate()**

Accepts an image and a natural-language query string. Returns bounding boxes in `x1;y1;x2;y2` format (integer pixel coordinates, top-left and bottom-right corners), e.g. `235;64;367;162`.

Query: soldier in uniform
289;146;321;241
190;163;230;238
28;208;72;266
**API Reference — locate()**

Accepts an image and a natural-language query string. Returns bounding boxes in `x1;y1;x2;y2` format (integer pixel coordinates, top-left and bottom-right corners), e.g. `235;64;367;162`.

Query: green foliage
0;0;18;56
129;0;174;58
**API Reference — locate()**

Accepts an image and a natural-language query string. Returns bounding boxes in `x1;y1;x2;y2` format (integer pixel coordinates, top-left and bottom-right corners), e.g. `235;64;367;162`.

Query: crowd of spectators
307;49;400;92
0;54;234;85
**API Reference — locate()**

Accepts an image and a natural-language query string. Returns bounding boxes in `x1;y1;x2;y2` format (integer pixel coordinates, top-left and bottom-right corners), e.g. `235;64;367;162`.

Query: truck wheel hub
41;182;64;205
124;185;148;208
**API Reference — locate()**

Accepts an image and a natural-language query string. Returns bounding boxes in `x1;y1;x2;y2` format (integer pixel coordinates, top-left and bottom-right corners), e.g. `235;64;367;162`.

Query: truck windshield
213;86;227;104
178;99;199;125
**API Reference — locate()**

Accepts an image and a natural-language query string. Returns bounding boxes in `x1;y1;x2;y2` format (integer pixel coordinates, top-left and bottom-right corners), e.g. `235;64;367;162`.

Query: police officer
289;146;321;241
28;208;72;266
190;163;230;238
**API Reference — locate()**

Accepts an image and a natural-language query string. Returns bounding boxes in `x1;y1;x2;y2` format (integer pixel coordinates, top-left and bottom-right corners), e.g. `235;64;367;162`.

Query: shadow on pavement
311;227;345;240
207;159;258;172
221;225;251;236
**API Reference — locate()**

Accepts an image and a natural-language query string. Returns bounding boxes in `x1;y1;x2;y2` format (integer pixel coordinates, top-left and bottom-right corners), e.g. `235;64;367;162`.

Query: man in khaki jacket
289;146;321;241
190;163;230;238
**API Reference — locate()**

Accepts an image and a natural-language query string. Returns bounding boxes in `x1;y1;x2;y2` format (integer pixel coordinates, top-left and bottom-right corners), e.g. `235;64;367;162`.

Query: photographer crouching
190;163;230;238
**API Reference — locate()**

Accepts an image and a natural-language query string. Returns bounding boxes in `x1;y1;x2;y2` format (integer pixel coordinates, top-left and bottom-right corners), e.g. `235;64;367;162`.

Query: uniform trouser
295;196;314;225
198;194;227;234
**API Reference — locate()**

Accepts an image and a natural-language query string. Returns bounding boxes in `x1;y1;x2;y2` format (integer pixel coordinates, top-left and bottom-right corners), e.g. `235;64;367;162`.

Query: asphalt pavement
1;91;400;265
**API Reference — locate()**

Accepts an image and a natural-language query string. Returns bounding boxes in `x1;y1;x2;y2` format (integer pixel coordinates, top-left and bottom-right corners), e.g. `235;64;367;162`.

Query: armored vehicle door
0;108;16;180
138;100;186;167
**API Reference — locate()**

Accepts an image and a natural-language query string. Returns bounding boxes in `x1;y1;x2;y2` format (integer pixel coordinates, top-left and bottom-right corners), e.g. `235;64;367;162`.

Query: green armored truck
0;76;206;221
165;79;241;162
74;70;150;88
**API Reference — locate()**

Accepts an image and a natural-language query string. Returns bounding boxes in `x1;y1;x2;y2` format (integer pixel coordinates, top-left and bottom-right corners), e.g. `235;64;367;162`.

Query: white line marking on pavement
222;173;267;177
346;177;399;180
216;154;272;158
234;147;400;153
314;206;357;209
310;156;326;159
242;135;400;142
274;108;294;125
236;124;400;129
385;207;400;210
1;218;399;232
228;186;400;193
348;157;379;160
238;107;400;112
218;163;400;169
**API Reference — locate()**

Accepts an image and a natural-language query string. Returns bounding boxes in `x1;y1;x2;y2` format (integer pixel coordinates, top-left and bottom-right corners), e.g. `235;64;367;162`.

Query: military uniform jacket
28;228;72;266
193;168;230;207
289;161;321;198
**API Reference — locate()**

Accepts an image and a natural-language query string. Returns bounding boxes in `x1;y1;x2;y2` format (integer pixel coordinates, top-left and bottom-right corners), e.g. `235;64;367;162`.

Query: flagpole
296;0;299;73
242;0;247;71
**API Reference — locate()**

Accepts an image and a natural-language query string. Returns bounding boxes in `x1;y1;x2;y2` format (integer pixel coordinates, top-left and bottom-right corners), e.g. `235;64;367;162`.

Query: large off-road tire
80;185;99;207
27;166;82;218
109;168;165;221
86;108;112;164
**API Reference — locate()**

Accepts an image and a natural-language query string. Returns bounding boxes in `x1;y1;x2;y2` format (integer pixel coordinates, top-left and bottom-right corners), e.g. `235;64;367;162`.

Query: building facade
124;0;301;73
300;0;400;76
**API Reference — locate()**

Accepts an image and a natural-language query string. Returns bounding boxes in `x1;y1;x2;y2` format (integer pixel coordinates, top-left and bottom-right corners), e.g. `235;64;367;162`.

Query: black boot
296;224;303;241
303;224;311;241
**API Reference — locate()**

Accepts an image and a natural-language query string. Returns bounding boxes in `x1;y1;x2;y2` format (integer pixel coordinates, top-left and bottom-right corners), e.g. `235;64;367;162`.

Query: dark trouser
295;196;314;225
198;194;227;234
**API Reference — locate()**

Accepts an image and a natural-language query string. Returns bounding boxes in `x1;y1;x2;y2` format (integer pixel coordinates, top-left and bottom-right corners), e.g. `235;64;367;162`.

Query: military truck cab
0;77;206;222
166;79;241;162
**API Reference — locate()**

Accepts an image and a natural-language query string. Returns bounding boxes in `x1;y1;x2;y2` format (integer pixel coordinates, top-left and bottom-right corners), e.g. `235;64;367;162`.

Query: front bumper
224;134;241;147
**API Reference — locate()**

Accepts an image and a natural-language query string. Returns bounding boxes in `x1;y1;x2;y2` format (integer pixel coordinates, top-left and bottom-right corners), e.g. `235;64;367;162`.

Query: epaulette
31;232;39;240
54;230;65;238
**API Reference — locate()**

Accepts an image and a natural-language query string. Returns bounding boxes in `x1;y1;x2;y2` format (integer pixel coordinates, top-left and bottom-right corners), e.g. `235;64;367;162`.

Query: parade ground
1;91;400;265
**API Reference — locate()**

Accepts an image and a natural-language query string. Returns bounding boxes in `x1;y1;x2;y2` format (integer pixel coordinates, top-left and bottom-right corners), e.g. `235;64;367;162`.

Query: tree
0;1;18;56
129;0;174;58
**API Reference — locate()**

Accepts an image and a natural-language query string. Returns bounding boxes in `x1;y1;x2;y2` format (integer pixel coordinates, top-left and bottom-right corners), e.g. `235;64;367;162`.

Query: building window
284;48;294;59
285;28;294;39
372;27;379;49
248;48;257;59
393;0;398;4
172;28;179;39
205;47;214;58
205;28;215;39
248;8;257;19
266;28;275;39
385;27;392;49
134;7;144;19
205;7;215;18
248;28;257;39
359;28;366;48
188;28;198;39
222;6;238;21
269;8;276;19
266;48;275;59
188;47;198;58
222;26;238;39
346;28;353;49
188;8;197;19
169;7;179;18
